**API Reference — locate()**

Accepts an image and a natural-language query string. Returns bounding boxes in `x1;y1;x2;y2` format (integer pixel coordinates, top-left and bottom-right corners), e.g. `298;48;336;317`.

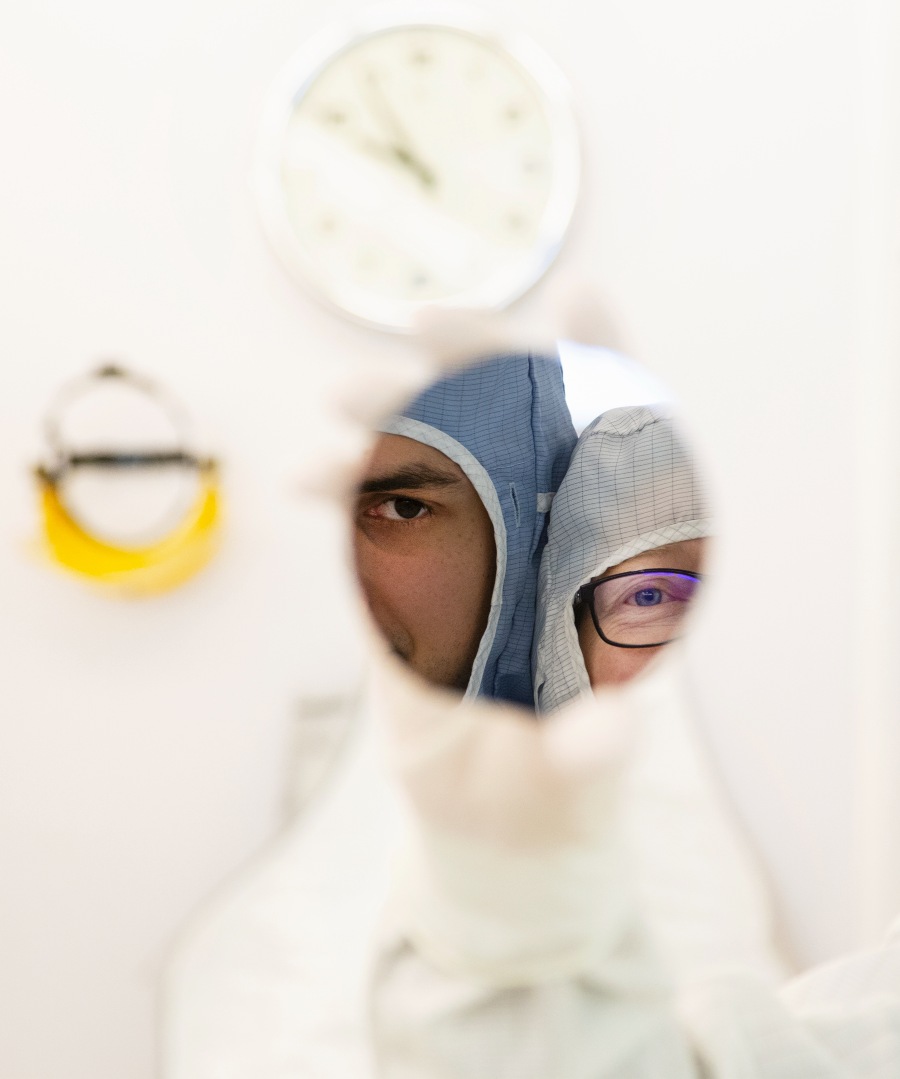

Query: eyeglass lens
592;571;700;647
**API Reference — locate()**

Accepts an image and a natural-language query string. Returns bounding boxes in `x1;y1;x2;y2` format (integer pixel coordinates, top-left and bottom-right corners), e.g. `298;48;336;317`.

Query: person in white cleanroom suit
371;405;900;1078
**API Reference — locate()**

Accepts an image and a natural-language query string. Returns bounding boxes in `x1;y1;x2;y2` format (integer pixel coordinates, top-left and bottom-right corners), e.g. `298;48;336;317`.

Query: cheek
354;531;478;642
355;537;435;621
577;610;658;688
353;517;495;664
425;553;476;617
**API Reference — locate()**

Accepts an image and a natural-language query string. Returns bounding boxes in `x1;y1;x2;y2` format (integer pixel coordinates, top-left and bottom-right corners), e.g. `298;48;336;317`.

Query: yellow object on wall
36;466;221;599
36;466;222;596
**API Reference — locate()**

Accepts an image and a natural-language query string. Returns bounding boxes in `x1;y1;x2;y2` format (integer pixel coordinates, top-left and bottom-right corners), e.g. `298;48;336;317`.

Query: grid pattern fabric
535;405;711;714
392;353;576;706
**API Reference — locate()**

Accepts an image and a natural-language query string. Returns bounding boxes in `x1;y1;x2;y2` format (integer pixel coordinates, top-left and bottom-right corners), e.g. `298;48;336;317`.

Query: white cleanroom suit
371;406;899;1078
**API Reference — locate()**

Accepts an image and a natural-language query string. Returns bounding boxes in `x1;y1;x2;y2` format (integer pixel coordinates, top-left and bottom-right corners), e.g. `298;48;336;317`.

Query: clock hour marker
322;108;347;126
411;270;430;288
505;104;523;122
410;48;433;66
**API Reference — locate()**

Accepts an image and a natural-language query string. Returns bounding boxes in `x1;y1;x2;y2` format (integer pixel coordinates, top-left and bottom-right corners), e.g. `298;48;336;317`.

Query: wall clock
255;10;581;333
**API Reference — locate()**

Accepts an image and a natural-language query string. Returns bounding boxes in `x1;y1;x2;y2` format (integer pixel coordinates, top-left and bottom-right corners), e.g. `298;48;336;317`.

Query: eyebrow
358;464;462;494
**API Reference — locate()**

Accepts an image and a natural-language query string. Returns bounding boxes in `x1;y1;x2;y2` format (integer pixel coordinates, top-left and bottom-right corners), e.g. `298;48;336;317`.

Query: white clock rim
254;8;582;334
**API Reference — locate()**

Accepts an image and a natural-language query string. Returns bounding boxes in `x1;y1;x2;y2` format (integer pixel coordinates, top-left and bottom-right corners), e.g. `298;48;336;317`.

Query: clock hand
345;134;435;188
385;143;437;189
362;70;437;190
363;69;411;145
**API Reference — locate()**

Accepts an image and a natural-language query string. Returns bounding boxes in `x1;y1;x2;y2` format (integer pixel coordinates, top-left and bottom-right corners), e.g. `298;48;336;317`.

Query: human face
576;538;707;689
354;434;496;691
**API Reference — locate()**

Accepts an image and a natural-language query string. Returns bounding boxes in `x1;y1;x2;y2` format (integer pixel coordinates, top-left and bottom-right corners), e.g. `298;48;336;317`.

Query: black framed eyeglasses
575;569;702;649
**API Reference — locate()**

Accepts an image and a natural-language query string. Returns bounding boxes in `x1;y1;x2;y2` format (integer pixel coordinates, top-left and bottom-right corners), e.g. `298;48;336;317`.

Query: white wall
0;1;896;1075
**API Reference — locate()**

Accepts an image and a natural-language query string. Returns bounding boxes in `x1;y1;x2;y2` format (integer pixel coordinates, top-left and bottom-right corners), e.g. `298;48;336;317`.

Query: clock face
257;19;580;332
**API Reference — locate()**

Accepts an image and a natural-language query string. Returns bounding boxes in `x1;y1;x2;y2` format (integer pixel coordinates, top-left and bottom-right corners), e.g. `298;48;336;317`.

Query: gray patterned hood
534;405;711;714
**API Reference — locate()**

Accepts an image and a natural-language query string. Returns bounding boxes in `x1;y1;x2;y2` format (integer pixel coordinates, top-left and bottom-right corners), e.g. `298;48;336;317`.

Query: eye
632;587;663;607
369;496;430;521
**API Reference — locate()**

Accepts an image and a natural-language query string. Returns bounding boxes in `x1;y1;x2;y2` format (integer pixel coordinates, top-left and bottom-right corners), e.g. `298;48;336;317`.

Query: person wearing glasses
534;404;707;709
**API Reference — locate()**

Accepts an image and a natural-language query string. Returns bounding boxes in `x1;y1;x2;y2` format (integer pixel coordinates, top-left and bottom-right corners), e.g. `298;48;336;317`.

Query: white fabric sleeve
371;815;701;1078
373;934;698;1079
373;842;900;1079
370;660;900;1079
369;661;703;1078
